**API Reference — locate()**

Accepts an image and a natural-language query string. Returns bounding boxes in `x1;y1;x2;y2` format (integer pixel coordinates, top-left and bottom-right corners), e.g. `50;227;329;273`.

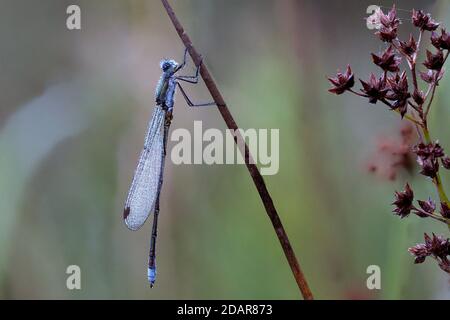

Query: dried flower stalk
329;5;450;274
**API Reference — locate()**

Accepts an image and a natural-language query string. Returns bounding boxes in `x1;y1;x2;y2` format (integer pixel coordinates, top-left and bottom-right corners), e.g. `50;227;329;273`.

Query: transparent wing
123;106;166;231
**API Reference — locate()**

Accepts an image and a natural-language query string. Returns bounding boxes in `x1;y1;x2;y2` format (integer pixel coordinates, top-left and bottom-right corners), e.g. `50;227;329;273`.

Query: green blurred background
0;0;449;299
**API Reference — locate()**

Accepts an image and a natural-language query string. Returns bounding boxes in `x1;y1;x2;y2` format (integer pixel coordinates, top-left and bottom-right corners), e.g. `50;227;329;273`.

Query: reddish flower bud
413;142;444;159
413;142;444;177
419;69;444;84
412;89;425;105
386;72;410;117
412;9;440;31
418;198;436;213
376;26;398;42
408;243;429;263
414;197;435;218
419;69;435;83
408;233;450;272
359;73;389;104
380;5;400;29
387;72;409;98
437;260;450;273
440;202;450;219
373;6;400;42
328;65;355;95
392;183;414;218
423;49;444;70
425;233;450;259
371;46;401;72
431;29;450;50
399;34;417;57
442;156;450;169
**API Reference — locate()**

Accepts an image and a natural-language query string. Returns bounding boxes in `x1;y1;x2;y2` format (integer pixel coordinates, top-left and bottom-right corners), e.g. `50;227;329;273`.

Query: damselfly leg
174;47;189;72
177;82;216;107
175;59;201;83
176;58;216;107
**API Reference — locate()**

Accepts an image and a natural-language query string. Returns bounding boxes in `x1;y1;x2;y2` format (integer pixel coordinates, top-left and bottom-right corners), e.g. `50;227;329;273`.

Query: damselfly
123;49;215;287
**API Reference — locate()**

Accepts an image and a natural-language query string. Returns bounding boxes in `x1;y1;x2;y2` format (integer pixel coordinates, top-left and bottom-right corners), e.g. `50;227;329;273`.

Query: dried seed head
327;65;355;95
376;26;398;42
380;5;400;29
419;69;435;83
371;46;402;72
442;156;450;169
409;233;450;272
412;142;444;177
412;89;425;105
423;49;444;70
419;198;436;213
419;69;444;84
440;202;450;219
386;72;410;117
413;142;445;159
392;183;414;218
431;28;450;50
408;243;429;264
360;73;389;103
425;233;450;259
399;34;418;58
412;9;440;31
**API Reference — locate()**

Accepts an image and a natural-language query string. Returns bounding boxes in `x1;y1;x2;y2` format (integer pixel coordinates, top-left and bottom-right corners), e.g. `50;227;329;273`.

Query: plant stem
160;0;314;299
415;210;449;224
424;83;437;118
411;31;423;91
382;99;423;126
411;60;419;92
393;110;422;126
422;128;450;208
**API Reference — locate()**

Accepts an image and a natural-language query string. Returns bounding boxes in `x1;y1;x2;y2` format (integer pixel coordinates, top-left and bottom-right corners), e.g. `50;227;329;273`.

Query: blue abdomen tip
148;267;157;286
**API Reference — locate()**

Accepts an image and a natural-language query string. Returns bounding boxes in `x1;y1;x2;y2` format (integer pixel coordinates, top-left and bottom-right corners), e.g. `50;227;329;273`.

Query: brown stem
407;100;421;114
348;89;368;98
379;99;423;126
411;31;423;92
424;82;437;118
160;0;314;300
414;209;449;224
422;128;450;207
411;63;418;92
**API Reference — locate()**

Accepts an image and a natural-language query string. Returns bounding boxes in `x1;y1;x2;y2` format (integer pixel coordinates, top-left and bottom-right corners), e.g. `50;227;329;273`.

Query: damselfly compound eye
161;61;171;71
160;59;178;72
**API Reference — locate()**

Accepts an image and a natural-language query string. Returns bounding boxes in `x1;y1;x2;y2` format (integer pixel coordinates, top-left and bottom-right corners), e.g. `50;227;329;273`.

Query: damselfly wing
123;106;166;231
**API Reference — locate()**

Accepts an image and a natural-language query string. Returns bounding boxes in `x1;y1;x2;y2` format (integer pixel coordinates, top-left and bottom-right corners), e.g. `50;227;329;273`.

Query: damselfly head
160;59;178;73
